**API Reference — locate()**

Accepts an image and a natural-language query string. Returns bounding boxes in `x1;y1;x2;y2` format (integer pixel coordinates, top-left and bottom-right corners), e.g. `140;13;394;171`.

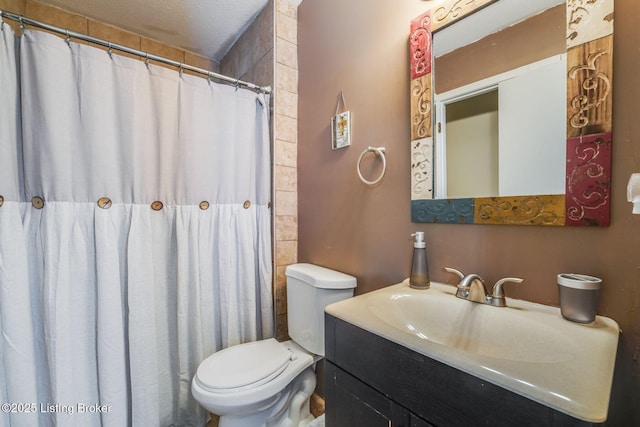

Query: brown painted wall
435;4;565;93
298;0;640;424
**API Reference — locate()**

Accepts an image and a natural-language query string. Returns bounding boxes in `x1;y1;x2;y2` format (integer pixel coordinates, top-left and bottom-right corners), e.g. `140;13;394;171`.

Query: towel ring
357;146;387;185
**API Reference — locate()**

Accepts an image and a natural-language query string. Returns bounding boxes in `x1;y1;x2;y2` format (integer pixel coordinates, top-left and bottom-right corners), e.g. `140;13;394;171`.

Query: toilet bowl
192;339;316;427
191;263;356;427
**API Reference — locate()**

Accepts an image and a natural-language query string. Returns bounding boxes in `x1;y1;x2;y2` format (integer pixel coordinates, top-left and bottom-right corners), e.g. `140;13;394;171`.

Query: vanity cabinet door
326;360;433;427
410;414;432;427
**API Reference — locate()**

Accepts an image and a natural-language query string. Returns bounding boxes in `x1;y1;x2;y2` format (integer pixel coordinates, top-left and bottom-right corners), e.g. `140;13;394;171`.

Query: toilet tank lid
286;263;357;289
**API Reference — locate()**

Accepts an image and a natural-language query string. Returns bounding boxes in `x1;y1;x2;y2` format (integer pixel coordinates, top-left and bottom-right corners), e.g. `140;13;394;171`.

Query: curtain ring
357;146;387;186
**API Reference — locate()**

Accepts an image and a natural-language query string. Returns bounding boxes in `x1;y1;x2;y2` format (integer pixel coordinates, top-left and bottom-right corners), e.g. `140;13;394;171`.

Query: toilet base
218;368;316;427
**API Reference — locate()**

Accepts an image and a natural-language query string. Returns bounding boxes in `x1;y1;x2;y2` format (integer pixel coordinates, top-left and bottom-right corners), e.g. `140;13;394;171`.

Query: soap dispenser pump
410;232;430;289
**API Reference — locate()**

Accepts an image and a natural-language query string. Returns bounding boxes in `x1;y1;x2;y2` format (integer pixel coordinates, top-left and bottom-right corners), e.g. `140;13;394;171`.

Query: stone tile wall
273;0;298;341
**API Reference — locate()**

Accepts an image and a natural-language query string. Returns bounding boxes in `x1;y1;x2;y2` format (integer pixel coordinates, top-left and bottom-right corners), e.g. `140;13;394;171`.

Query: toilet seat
192;339;315;413
195;338;293;393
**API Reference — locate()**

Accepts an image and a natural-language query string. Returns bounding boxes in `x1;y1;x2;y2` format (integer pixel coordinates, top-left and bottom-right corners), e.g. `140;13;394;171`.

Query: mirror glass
409;0;614;226
434;0;565;199
435;55;567;199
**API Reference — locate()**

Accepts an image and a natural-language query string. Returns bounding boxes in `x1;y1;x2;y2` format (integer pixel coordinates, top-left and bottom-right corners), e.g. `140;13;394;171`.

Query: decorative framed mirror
409;0;614;226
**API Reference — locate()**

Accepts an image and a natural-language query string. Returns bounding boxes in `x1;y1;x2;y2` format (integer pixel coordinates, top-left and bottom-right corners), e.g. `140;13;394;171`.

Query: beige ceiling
36;0;271;61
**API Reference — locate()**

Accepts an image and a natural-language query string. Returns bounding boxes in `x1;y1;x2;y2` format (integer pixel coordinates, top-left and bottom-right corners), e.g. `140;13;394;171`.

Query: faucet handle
443;267;465;280
490;277;524;307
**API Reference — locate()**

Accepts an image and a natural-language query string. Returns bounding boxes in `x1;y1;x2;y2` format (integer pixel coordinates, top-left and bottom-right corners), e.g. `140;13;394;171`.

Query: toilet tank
285;263;356;356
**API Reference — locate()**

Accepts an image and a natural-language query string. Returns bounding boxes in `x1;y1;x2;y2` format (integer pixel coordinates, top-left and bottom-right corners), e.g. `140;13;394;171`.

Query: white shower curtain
0;22;273;427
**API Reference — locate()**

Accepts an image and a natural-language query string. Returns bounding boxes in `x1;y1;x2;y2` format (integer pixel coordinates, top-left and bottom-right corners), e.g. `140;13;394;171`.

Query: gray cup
557;274;602;323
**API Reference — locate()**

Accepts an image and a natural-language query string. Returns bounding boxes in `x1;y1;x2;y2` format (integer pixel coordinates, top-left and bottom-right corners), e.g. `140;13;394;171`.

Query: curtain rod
0;10;272;94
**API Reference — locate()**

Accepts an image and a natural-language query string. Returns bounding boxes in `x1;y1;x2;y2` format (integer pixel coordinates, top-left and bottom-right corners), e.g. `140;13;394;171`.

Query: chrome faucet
443;267;524;307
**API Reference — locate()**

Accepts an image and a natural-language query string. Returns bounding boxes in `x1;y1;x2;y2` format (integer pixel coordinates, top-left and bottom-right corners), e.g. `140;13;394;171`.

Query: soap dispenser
410;232;430;289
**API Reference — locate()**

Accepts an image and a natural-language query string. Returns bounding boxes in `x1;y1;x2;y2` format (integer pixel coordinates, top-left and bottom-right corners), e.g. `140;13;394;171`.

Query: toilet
192;263;357;427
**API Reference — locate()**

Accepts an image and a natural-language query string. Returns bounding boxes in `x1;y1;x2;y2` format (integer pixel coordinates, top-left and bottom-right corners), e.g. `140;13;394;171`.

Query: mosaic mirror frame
409;0;614;226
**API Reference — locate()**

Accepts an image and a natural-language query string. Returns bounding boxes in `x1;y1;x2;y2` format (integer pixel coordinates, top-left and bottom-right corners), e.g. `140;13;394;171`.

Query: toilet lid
196;338;292;391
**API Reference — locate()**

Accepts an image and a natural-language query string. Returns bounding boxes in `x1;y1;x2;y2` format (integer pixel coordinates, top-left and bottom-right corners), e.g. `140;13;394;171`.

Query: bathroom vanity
324;281;619;427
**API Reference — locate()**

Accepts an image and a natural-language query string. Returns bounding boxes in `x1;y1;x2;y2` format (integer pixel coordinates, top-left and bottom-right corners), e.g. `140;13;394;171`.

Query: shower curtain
0;22;273;427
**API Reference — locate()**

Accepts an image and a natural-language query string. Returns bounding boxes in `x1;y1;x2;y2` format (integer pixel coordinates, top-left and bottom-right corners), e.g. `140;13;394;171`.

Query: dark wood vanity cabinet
325;314;603;427
326;359;433;427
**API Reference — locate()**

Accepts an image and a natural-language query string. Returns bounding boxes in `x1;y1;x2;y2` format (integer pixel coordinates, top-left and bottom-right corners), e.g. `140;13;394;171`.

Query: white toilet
192;263;357;427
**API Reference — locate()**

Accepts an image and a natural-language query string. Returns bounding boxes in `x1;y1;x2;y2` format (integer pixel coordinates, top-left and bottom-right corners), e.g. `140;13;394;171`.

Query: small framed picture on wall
331;110;351;150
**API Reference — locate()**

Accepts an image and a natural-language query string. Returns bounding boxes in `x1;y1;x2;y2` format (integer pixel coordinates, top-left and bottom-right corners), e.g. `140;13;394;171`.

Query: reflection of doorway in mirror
445;90;498;198
434;55;567;200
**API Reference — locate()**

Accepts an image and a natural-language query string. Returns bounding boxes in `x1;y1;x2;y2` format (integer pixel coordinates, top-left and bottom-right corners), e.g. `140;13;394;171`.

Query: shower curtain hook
107;42;113;58
178;63;184;76
234;79;240;91
65;29;71;46
18;16;24;30
144;52;150;67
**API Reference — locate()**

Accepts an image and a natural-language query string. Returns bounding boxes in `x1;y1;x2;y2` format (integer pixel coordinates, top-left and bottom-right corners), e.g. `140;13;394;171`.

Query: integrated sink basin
325;280;619;423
